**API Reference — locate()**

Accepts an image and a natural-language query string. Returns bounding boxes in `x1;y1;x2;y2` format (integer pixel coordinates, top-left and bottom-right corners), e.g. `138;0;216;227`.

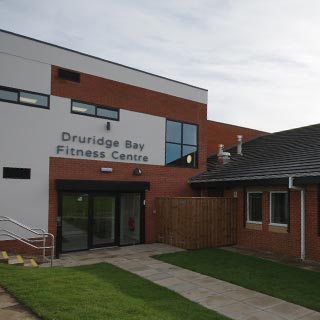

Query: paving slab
215;301;259;319
245;294;284;309
266;301;314;320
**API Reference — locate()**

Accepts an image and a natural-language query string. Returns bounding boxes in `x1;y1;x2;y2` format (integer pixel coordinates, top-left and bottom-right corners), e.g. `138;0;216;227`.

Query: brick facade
224;185;320;261
207;120;267;155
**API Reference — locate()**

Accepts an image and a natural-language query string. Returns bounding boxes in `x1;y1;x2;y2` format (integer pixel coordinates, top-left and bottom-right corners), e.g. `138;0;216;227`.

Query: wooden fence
156;197;237;249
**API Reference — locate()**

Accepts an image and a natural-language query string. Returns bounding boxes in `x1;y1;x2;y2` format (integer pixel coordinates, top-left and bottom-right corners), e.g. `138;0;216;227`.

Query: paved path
53;244;320;320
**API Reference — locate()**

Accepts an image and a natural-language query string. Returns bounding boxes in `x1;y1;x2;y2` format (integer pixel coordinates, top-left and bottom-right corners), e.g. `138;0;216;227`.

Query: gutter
288;177;305;260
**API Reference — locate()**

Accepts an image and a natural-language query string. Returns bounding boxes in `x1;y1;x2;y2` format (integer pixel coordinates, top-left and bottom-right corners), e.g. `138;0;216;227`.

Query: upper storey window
58;68;81;82
165;120;198;168
0;86;49;109
71;100;119;121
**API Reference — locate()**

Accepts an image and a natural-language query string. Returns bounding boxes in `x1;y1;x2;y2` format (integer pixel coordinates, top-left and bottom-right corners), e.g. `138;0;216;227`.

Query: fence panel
156;197;237;249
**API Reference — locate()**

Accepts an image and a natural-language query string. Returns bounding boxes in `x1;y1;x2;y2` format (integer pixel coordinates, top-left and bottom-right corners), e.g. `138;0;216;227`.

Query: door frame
56;188;146;257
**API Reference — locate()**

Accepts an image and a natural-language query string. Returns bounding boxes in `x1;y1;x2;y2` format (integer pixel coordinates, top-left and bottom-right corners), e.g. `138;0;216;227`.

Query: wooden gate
156;197;237;249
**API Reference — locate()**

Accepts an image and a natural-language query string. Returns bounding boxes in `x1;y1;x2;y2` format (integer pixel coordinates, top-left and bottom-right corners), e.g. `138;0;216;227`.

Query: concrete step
0;251;40;267
0;251;9;264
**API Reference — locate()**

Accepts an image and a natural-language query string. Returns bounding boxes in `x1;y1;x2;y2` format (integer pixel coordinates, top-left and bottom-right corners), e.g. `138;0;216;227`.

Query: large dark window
270;192;288;225
165;120;198;168
247;192;262;223
0;86;49;109
58;68;81;82
3;167;31;179
71;100;119;121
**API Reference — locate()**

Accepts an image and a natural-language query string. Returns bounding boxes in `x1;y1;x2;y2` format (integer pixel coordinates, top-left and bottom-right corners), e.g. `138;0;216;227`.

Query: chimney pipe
217;144;231;164
237;135;243;155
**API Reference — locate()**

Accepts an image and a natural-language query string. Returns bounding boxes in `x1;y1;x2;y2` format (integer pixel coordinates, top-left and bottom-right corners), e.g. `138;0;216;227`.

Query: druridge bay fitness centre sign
56;131;149;162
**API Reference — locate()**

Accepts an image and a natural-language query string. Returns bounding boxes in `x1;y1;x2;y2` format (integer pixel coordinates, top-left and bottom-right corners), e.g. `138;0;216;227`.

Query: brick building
190;124;320;261
0;29;210;255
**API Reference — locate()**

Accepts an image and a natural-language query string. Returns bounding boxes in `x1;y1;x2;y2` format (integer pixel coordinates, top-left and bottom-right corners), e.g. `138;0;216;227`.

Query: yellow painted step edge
1;251;8;260
16;255;24;264
30;259;39;268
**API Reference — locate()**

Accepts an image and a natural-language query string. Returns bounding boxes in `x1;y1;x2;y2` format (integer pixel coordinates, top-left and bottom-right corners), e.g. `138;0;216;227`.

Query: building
0;29;210;255
190;124;320;261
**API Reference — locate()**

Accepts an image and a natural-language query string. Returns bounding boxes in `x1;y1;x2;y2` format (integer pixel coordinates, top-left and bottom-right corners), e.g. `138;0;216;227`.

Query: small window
270;192;288;225
0;88;18;102
0;86;49;109
247;192;262;223
71;100;119;121
3;167;31;179
19;91;49;108
165;120;198;168
58;68;81;82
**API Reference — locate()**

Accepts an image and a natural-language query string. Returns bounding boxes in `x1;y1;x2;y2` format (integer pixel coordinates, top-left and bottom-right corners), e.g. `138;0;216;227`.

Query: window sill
246;222;262;230
268;224;288;233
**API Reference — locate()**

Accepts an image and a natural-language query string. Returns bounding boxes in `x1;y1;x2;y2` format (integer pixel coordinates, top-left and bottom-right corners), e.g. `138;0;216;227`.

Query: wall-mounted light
132;168;142;176
101;167;113;173
106;122;111;131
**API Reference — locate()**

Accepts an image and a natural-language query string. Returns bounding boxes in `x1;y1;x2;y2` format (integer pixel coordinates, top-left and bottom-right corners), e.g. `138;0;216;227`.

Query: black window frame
0;85;50;109
165;119;198;168
269;191;289;226
71;99;120;121
247;192;263;223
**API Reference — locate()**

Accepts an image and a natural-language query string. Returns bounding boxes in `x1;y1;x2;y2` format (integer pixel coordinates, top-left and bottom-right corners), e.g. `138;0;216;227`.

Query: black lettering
79;136;86;143
120;153;125;160
56;145;64;154
62;132;71;141
100;151;106;158
93;151;99;158
76;149;84;156
126;154;133;160
70;148;76;156
105;140;112;148
97;137;104;145
114;141;119;147
85;150;92;157
72;135;77;142
111;151;119;159
125;140;132;148
143;156;148;162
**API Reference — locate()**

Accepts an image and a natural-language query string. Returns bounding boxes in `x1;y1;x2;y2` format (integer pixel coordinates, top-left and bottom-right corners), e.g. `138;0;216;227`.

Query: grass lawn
154;248;320;311
0;263;229;320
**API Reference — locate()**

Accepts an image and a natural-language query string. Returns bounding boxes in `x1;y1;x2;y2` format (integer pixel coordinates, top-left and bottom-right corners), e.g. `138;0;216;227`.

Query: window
58;68;81;82
0;86;49;109
3;167;31;179
71;100;119;121
247;192;262;223
270;192;289;225
165;120;198;168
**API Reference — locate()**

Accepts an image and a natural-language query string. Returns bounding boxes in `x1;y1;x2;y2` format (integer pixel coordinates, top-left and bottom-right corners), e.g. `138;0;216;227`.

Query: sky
1;0;320;133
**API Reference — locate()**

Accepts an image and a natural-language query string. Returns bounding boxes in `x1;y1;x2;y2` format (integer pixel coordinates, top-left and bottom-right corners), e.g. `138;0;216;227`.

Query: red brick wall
49;158;202;245
207;120;267;155
224;185;320;261
49;66;207;249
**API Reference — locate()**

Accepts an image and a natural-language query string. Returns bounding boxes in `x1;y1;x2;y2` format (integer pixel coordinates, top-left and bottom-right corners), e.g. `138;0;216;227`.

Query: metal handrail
0;216;55;267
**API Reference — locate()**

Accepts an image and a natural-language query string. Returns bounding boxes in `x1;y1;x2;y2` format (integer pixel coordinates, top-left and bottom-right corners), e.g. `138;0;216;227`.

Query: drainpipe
288;177;305;260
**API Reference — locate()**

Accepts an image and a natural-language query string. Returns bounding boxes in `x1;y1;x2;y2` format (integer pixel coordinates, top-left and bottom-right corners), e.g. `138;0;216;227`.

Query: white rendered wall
0;52;51;94
0;96;165;232
0;30;207;104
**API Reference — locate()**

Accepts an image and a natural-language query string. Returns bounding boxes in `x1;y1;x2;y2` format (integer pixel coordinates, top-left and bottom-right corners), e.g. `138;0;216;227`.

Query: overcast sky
1;0;320;132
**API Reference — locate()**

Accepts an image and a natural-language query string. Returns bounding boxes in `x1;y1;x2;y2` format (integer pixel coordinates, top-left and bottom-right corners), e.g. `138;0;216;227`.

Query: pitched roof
190;123;320;186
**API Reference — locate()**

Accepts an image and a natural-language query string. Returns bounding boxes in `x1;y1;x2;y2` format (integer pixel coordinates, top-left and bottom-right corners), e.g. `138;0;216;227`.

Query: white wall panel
0;31;207;104
0;52;51;94
0;96;165;231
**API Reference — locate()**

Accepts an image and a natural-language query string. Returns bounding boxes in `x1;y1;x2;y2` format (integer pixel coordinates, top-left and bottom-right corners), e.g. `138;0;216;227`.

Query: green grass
0;263;228;320
154;248;320;311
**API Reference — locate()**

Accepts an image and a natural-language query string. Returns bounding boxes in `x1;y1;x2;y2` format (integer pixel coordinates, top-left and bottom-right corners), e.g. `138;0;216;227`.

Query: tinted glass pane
20;91;48;107
97;107;118;119
271;193;288;224
166;143;182;165
92;196;115;245
248;193;262;222
0;89;18;102
166;121;182;143
120;193;141;245
182;145;197;167
72;101;95;115
61;193;88;252
183;123;197;145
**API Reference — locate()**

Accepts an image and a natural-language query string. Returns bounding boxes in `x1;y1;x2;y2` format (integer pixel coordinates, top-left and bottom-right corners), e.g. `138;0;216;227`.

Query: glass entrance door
92;195;116;246
61;193;89;252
